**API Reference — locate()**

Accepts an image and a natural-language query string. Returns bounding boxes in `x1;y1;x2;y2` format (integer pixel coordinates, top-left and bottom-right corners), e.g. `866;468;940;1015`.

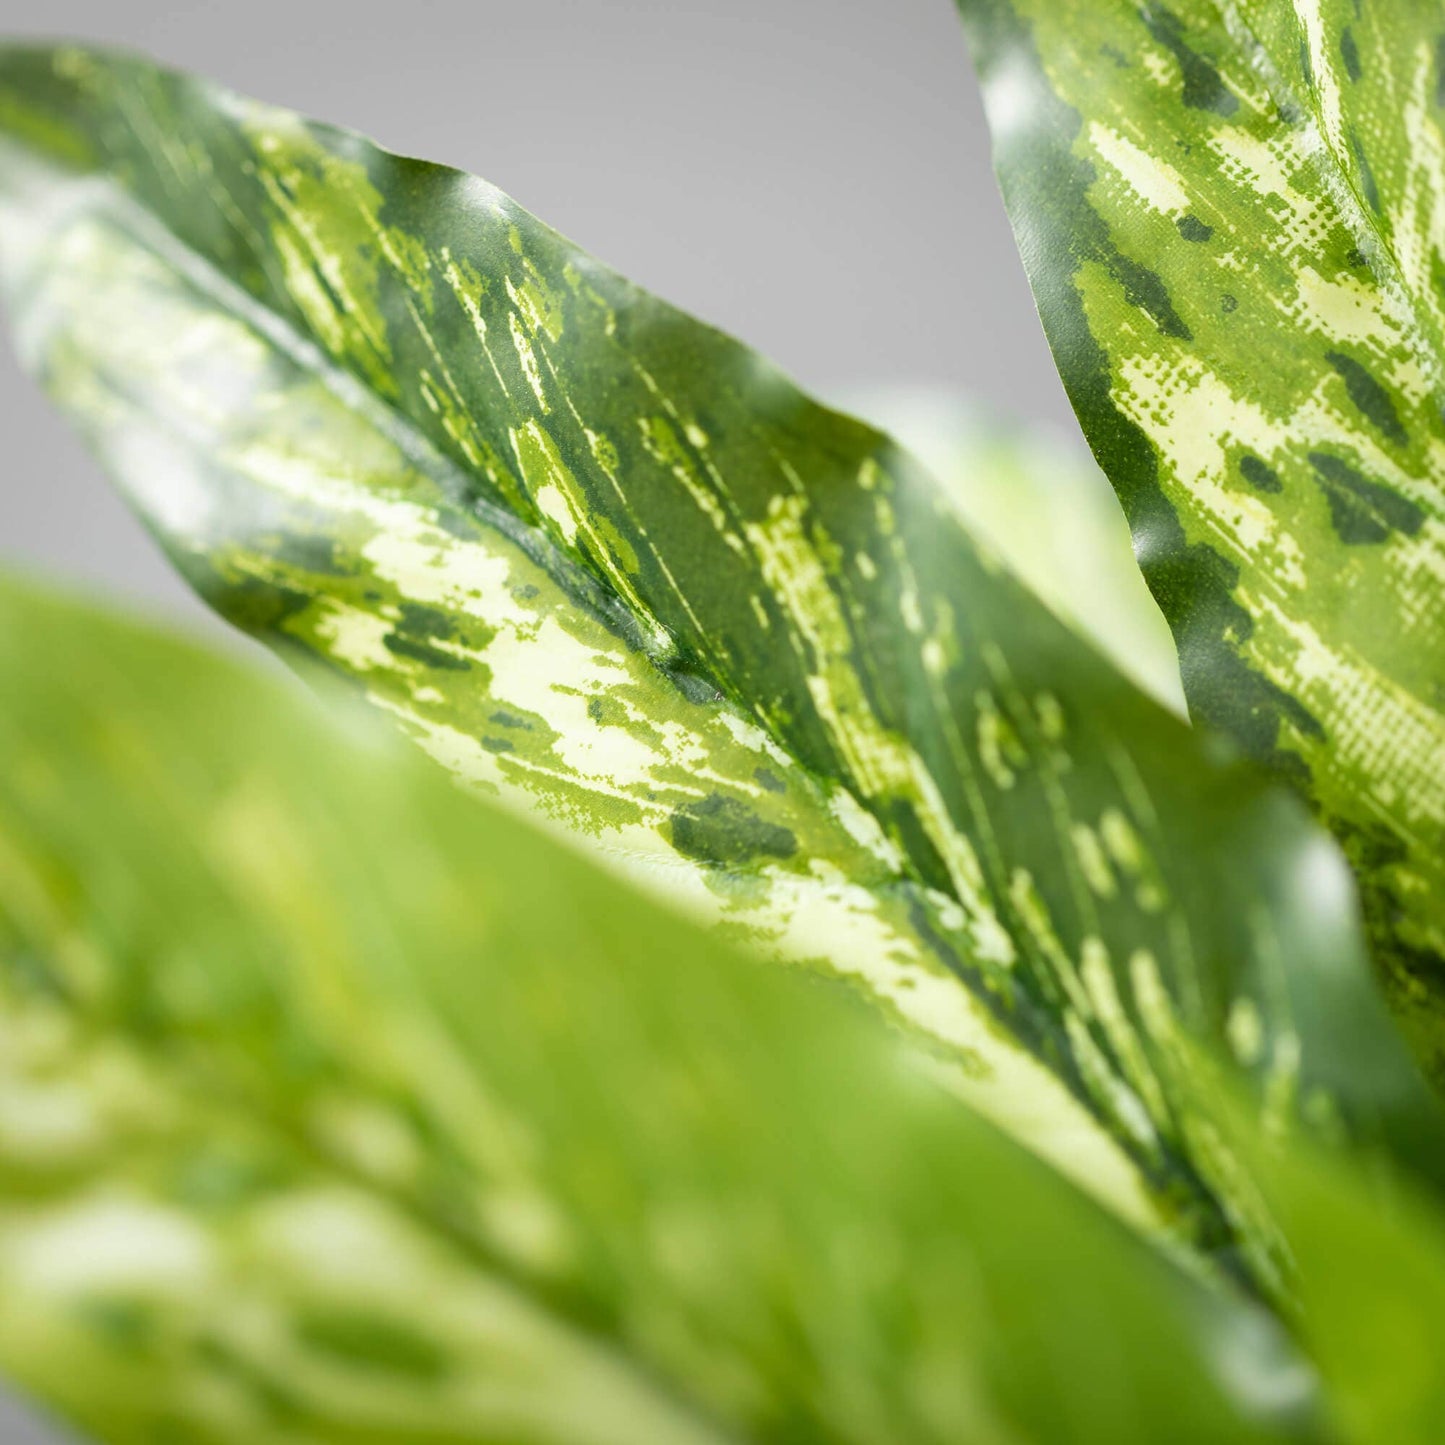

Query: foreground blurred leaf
952;0;1445;1075
0;572;1320;1445
0;969;723;1445
0;45;1436;1279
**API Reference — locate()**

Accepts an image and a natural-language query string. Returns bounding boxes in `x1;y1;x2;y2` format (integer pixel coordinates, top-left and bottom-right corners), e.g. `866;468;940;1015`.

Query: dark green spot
1142;6;1239;115
79;1299;159;1354
1111;251;1192;340
670;794;797;866
481;735;515;753
1325;351;1408;446
1221;293;1238;313
753;766;785;794
1350;134;1381;212
1308;453;1426;543
1176;215;1213;243
489;708;531;730
1301;38;1313;86
211;573;313;636
1239;455;1282;493
382;632;470;670
1101;43;1129;68
1340;27;1362;83
295;1310;452;1381
395;602;456;641
587;696;605;721
274;532;349;577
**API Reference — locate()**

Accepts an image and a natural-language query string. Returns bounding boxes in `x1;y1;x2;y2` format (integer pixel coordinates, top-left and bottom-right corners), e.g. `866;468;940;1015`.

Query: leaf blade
951;0;1445;1074
0;570;1316;1445
0;42;1437;1280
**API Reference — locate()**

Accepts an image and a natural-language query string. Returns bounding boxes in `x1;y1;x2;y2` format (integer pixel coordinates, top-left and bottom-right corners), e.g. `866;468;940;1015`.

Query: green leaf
1204;1055;1445;1445
0;969;726;1445
0;570;1321;1445
0;44;1437;1281
840;387;1185;712
951;0;1445;1076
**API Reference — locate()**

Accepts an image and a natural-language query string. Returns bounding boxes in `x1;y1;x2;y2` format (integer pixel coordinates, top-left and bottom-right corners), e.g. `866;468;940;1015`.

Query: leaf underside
0;44;1438;1284
953;0;1445;1078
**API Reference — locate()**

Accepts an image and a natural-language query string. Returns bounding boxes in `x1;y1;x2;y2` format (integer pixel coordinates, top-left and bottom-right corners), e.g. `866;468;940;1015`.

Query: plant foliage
0;8;1442;1442
952;0;1445;1078
0;573;1315;1445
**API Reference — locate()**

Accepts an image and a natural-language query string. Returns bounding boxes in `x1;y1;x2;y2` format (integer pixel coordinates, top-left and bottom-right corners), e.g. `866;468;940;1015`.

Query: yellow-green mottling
955;0;1445;1080
0;573;1320;1445
0;44;1438;1292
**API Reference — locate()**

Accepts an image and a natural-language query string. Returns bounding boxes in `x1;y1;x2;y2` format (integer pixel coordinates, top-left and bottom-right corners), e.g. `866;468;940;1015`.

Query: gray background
0;0;1070;1439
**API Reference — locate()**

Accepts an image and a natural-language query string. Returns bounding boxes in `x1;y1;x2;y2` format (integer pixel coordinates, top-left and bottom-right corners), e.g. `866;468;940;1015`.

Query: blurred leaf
0;45;1436;1280
0;971;725;1445
952;0;1445;1077
1198;1051;1445;1445
0;571;1322;1445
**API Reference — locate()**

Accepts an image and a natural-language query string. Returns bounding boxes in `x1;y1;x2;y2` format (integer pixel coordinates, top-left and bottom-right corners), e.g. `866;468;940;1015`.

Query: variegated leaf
953;0;1445;1077
0;571;1319;1445
843;387;1186;711
0;44;1436;1282
0;968;723;1445
1213;1069;1445;1445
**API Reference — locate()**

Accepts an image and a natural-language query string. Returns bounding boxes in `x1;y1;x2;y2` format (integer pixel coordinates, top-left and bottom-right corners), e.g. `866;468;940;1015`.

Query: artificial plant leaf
1198;1052;1445;1445
952;0;1445;1076
0;45;1437;1284
0;571;1321;1445
0;961;725;1445
842;387;1185;711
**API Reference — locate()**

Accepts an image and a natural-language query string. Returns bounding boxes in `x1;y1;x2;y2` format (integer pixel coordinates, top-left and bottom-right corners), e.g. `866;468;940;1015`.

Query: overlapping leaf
0;45;1438;1281
0;571;1320;1445
952;0;1445;1076
845;387;1185;711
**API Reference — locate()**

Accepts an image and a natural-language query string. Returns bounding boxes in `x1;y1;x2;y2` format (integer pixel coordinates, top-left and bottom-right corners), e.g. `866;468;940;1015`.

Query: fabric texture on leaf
952;0;1445;1078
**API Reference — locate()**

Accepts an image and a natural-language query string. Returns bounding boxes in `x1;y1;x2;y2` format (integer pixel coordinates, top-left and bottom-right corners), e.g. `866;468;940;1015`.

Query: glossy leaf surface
953;0;1445;1074
0;45;1436;1276
0;572;1317;1445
